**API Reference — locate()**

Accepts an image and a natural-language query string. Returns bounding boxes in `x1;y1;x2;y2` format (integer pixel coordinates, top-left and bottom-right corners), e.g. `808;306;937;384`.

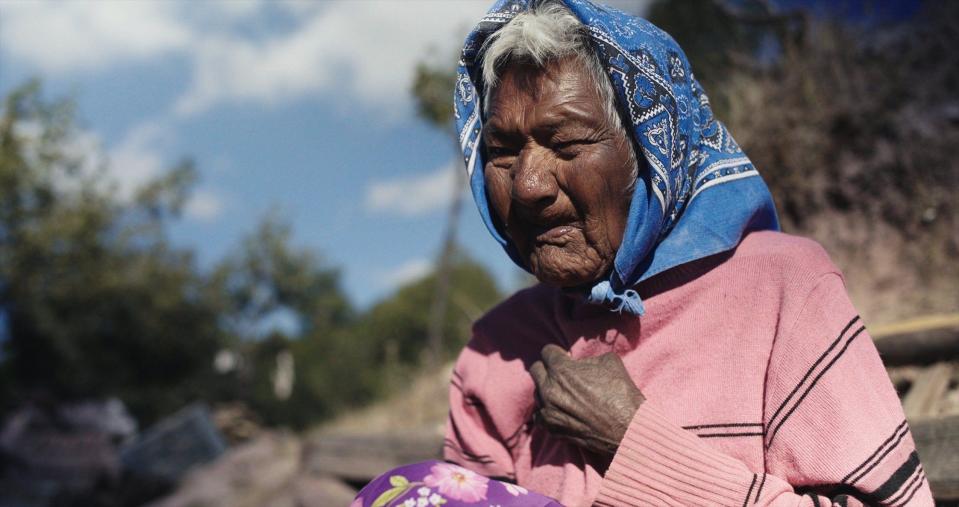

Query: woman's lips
533;223;579;245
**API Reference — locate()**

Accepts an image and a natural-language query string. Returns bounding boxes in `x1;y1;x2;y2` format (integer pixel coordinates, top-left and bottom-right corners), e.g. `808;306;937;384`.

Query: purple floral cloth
352;460;563;506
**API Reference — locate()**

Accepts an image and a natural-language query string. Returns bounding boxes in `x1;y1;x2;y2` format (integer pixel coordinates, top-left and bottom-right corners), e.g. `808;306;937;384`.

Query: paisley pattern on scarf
455;0;779;315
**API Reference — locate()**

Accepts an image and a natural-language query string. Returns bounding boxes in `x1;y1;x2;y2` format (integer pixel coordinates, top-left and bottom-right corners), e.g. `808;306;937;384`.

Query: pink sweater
444;231;934;506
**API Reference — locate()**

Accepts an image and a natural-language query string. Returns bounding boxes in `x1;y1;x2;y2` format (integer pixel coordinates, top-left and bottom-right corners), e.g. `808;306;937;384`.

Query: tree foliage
412;61;458;132
358;251;501;366
0;82;223;421
210;213;352;341
0;77;505;430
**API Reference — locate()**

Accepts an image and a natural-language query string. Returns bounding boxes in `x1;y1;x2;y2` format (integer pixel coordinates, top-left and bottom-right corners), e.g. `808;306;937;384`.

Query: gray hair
479;1;637;180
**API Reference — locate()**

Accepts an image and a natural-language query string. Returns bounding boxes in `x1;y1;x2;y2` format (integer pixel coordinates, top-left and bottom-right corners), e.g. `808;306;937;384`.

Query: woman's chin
529;251;609;288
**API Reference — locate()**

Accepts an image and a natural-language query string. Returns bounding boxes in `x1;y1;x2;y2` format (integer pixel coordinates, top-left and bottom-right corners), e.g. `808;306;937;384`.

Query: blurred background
0;0;956;505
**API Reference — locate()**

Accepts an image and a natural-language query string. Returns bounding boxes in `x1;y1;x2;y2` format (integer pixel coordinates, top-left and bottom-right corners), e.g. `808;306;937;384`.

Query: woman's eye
487;146;516;161
553;140;588;157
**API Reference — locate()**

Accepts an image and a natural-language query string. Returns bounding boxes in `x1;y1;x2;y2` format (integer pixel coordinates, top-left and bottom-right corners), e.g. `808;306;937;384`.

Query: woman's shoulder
731;230;842;279
716;231;850;336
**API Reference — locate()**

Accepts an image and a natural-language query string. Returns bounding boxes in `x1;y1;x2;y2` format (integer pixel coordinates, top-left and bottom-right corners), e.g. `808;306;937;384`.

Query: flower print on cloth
424;463;489;502
503;483;527;496
352;460;564;506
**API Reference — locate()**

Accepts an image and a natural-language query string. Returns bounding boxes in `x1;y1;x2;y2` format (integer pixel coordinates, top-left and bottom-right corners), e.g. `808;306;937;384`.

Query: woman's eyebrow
484;106;599;140
536;116;599;137
483;123;520;142
541;104;603;131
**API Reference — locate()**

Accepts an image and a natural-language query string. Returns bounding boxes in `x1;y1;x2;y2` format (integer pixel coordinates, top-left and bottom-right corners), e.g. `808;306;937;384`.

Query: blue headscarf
455;0;779;316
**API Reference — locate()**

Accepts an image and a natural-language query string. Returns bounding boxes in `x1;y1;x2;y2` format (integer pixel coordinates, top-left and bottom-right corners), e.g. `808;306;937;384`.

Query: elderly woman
353;1;934;506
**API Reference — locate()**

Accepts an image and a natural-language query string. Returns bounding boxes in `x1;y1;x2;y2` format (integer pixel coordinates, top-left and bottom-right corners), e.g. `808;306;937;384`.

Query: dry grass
312;362;454;437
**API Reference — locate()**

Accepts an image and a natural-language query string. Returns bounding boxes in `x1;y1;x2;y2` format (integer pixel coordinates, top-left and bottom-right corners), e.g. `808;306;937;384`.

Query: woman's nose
511;146;558;209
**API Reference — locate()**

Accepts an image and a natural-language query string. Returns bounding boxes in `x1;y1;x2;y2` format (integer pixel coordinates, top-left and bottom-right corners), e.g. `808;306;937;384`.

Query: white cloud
204;0;263;19
107;121;171;199
275;0;330;16
0;0;651;116
365;162;462;217
0;1;190;74
109;121;227;222
0;0;489;115
15;120;109;196
382;258;433;289
20;117;223;222
184;190;225;222
175;0;490;116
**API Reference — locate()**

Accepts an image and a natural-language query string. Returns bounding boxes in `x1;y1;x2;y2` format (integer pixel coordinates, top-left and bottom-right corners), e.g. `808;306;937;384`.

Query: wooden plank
871;314;959;338
912;415;959;501
871;314;959;367
902;363;953;419
873;327;959;367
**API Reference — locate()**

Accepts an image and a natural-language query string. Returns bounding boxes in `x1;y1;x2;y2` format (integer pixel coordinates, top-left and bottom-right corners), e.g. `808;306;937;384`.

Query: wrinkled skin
530;345;645;457
483;56;635;287
483;57;644;458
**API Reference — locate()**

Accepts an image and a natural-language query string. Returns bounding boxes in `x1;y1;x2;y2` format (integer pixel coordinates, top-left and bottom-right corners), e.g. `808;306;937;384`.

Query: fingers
540;344;569;368
529;360;548;390
536;406;589;437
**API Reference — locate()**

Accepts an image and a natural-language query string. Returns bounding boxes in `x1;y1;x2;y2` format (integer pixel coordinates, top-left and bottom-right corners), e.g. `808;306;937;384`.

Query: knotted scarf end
586;280;645;316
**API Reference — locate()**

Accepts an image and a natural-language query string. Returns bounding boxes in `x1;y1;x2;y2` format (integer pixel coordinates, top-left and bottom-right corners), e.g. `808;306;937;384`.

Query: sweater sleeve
443;345;518;483
595;273;935;506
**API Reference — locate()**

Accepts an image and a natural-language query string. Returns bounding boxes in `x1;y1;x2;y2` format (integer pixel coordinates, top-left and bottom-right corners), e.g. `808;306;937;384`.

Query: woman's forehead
484;57;606;134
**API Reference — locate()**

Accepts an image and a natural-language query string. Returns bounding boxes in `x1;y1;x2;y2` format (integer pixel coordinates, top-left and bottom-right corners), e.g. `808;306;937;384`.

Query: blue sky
0;0;574;308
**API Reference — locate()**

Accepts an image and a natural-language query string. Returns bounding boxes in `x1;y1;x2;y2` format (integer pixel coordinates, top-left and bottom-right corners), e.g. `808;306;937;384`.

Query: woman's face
484;56;635;287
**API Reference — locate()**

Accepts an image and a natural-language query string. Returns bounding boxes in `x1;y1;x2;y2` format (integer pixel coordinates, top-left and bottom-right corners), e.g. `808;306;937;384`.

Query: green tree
0;82;224;422
210;213;352;340
208;215;356;427
411;56;470;368
352;250;500;393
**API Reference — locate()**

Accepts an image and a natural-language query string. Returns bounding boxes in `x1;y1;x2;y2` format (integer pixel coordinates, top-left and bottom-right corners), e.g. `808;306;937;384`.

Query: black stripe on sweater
843;419;909;485
683;422;763;430
743;474;757;507
766;324;866;447
684;422;764;439
450;379;484;407
443;439;494;464
699;432;764;438
766;316;860;431
892;471;926;507
871;451;921;502
765;315;860;448
754;473;767;503
886;465;924;506
503;419;529;450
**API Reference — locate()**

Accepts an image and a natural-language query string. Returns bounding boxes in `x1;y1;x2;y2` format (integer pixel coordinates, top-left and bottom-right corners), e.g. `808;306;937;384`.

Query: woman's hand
529;344;645;458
